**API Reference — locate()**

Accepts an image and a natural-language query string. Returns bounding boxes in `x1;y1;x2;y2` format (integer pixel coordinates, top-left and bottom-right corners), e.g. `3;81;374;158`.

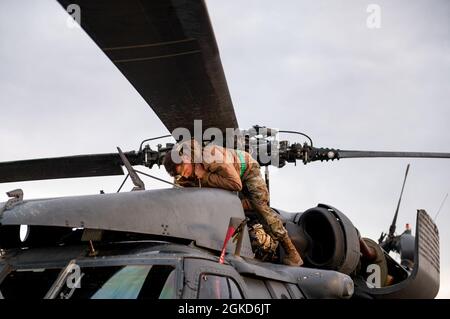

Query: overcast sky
0;0;449;298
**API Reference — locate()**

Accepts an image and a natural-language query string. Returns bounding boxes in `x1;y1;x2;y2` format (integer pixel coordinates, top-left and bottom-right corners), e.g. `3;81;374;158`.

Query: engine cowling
285;204;360;275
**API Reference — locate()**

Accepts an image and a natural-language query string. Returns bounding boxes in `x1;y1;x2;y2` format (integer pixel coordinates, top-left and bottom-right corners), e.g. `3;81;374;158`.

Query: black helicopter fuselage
0;188;440;299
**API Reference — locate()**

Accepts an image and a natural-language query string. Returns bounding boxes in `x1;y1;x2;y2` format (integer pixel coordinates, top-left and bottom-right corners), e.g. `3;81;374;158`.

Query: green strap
236;150;247;178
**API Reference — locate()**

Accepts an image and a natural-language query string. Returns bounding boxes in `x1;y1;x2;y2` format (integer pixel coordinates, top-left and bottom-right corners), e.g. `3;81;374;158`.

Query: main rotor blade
337;150;450;160
56;0;238;135
297;146;450;165
0;152;141;183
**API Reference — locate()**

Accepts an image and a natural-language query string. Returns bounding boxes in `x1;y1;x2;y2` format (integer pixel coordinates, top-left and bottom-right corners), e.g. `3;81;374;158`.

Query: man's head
163;151;194;179
164;139;203;178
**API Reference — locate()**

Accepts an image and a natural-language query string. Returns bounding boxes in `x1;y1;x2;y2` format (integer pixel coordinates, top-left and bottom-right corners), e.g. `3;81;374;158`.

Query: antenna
388;164;411;238
434;193;448;221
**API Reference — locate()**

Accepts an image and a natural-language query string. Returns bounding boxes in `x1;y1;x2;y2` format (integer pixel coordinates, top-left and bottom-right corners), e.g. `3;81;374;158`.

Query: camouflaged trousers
241;164;288;241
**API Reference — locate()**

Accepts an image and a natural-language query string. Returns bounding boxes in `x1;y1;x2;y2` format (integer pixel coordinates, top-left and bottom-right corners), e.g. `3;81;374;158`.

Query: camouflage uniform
248;222;279;262
240;163;287;241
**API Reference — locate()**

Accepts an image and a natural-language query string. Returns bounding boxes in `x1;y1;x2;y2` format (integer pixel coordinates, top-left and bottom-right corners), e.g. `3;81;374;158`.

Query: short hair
163;151;180;177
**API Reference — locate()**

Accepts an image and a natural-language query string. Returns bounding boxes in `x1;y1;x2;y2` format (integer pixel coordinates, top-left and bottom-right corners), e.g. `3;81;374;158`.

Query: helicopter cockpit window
242;276;271;299
198;274;243;299
264;280;291;299
53;264;176;299
0;268;62;299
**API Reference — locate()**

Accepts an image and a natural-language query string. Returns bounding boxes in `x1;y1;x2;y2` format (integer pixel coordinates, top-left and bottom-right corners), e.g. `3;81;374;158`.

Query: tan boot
280;236;303;267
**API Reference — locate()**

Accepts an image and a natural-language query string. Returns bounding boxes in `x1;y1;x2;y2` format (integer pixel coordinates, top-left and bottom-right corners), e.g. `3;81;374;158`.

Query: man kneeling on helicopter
163;139;303;267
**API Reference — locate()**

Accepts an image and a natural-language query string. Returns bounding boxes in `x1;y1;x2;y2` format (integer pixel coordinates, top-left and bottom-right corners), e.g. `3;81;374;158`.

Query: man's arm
199;163;242;191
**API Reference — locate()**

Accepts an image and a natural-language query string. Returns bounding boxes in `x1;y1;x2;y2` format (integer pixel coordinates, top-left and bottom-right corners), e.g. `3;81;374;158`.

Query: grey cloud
0;0;449;297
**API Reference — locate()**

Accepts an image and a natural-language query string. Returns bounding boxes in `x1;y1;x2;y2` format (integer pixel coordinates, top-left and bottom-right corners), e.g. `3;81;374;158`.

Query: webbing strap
236;150;247;178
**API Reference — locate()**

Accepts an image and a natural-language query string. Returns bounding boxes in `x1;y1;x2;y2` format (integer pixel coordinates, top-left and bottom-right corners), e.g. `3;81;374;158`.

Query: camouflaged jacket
176;139;258;191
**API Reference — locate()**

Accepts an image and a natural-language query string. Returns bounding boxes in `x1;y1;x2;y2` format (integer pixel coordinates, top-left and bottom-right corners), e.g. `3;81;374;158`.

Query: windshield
0;263;178;299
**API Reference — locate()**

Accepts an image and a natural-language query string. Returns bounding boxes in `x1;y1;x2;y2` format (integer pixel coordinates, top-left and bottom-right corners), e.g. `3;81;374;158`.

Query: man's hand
176;176;199;187
194;164;207;179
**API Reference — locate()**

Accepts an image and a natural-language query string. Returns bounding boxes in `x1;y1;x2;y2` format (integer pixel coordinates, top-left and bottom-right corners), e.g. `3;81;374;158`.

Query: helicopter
0;0;447;299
